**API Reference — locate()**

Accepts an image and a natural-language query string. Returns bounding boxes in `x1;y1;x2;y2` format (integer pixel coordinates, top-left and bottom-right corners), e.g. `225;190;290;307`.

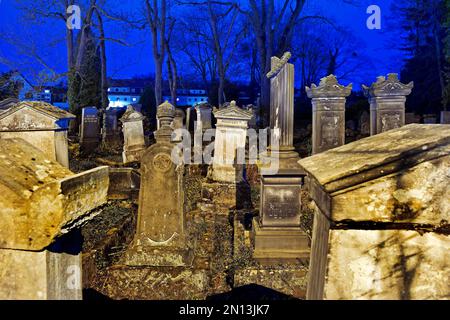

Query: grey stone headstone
80;107;100;152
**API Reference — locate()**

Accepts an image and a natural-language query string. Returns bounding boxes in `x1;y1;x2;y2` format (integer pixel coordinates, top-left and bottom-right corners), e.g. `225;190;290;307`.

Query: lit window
132;98;137;102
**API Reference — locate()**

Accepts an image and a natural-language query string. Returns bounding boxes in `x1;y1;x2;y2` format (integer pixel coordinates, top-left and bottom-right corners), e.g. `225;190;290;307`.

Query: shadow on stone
206;284;298;301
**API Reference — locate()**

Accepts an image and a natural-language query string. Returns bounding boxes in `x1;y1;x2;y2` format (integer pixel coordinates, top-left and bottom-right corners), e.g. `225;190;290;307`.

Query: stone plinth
0;138;109;299
0;101;75;167
363;73;413;135
125;101;189;266
195;102;212;131
299;124;450;300
80;106;100;153
306;75;352;154
120;105;146;164
210;101;252;183
440;111;450;124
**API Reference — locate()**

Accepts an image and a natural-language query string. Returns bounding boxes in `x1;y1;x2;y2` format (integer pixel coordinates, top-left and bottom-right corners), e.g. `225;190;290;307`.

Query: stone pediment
306;75;352;98
362;73;413;97
0;101;75;121
213;101;253;120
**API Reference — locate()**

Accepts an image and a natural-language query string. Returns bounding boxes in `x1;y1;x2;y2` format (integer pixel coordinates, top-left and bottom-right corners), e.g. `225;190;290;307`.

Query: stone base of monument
123;245;195;267
80;138;100;154
251;218;310;261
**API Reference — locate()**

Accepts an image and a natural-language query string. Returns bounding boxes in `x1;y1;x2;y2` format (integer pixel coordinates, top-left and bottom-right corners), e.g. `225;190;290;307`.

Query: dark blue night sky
0;0;402;89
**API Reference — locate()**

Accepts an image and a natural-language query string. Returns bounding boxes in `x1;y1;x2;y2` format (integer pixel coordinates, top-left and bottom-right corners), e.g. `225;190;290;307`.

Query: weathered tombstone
359;110;370;135
125;101;189;266
105;108;118;134
423;113;437;124
306;75;352;154
405;112;420;124
195;102;212;131
0;97;19;113
0;101;75;168
172;108;185;142
441;111;450;124
210;101;252;183
120;105;146;163
185;106;192;131
253;52;309;260
0;138;109;300
80;106;100;153
299;124;450;300
363;74;413;135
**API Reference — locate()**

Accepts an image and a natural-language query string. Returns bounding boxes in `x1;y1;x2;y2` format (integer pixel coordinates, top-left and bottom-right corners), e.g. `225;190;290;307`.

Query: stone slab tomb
363;73;413;135
299;124;449;300
120;105;146;163
211;101;252;183
0;138;109;299
80;106;100;153
0;101;75;168
306;75;352;154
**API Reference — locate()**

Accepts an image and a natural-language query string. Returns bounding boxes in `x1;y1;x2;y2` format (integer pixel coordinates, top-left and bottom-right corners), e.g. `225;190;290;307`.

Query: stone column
253;52;308;261
363;73;413;135
306;75;352;154
120;105;146;164
210;101;252;183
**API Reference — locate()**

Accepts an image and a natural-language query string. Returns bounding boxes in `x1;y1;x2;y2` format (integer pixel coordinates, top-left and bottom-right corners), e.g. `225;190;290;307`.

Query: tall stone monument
210;101;252;183
306;75;352;154
125;101;189;266
252;52;309;260
80;106;100;153
120;105;146;163
362;73;413;135
172;108;186;142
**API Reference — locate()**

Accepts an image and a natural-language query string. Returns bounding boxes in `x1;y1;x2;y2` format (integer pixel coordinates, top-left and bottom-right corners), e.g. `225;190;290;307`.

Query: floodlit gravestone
306;75;352;154
0;101;75;168
80;106;100;153
441;111;450;124
363;73;413;135
210;101;252;183
195;102;212;131
172;108;186;142
299;124;450;300
120;105;146;163
0;97;19;112
253;52;309;261
0;138;109;300
125;101;189;266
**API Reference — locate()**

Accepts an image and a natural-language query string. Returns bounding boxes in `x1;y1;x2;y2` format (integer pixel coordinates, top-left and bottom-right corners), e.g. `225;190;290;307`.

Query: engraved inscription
153;153;172;172
320;115;339;147
381;112;401;132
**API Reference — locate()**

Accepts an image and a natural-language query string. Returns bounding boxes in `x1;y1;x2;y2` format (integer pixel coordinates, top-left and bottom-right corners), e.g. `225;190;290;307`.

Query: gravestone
195;102;212;131
359;111;370;135
172;108;186;142
423;114;437;124
363;73;413;135
0;138;109;299
441;111;450;124
80;106;100;153
210;101;252;183
306;75;352;154
253;52;309;260
125;101;189;266
0;97;19;112
405;112;420;124
299;124;450;300
0;101;75;168
120;105;146;163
